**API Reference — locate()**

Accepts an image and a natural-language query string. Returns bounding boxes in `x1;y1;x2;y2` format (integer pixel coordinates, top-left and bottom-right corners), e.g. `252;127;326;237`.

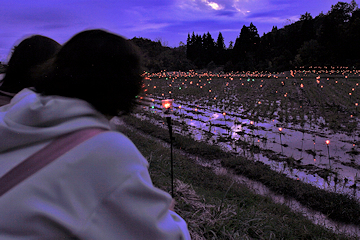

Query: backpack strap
0;128;107;197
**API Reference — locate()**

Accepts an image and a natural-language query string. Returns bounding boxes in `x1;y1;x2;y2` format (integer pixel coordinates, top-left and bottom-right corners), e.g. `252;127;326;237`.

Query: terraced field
136;69;360;198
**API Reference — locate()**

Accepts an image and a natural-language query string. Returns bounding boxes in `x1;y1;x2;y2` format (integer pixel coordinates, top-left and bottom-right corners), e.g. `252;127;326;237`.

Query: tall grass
117;115;357;239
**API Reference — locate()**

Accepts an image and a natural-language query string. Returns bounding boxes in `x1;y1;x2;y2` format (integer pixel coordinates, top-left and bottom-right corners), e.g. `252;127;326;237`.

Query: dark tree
347;8;360;65
186;32;204;68
216;32;225;50
215;32;226;65
202;32;215;66
138;0;360;72
233;23;260;70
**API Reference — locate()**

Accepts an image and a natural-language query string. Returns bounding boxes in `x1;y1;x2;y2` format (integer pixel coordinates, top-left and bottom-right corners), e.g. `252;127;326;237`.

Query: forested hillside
187;0;360;72
132;1;360;73
130;37;195;72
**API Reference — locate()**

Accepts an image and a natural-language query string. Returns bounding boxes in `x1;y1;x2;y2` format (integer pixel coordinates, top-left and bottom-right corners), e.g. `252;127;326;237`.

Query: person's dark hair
34;29;143;116
0;35;60;93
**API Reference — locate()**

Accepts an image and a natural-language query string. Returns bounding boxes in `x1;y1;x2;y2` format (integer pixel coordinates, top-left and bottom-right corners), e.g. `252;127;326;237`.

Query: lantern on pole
162;99;174;197
278;127;283;154
356;103;358;113
326;140;331;168
162;99;173;114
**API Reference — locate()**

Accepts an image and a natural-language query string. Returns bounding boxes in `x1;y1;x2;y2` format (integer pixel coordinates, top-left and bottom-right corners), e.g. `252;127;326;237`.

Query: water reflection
140;97;360;198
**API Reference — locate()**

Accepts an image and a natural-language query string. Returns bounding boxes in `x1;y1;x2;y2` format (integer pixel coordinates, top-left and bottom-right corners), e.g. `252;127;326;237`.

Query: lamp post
162;99;174;197
250;121;255;146
278;127;283;154
326;140;331;169
223;112;227;135
356;103;358;114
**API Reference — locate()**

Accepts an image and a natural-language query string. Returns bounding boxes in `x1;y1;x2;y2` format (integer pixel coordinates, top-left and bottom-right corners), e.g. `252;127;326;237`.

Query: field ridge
116;115;359;239
120;113;360;226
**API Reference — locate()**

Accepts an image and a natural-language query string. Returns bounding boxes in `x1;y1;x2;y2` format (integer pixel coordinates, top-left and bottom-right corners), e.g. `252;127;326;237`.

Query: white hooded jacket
0;89;191;240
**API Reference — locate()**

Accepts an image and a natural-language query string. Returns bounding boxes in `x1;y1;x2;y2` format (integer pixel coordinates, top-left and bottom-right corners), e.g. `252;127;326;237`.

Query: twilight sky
0;0;351;62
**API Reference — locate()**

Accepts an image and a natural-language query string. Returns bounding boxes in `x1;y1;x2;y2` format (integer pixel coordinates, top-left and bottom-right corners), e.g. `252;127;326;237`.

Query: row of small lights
144;71;358;147
144;68;360;79
143;72;359;109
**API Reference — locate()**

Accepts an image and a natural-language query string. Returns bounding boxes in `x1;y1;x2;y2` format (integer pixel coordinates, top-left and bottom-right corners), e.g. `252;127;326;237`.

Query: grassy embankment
117;114;358;239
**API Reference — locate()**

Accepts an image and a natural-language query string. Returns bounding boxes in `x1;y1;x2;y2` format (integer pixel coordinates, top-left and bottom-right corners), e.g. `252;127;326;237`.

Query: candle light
278;128;283;154
326;140;331;168
162;99;173;114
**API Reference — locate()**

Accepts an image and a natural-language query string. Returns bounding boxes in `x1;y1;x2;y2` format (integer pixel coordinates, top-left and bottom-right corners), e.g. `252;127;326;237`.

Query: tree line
186;0;360;72
133;0;360;73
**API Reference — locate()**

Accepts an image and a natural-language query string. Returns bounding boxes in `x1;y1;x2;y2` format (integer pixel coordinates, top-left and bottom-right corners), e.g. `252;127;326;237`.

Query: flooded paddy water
136;97;360;199
126;70;360;236
137;70;360;199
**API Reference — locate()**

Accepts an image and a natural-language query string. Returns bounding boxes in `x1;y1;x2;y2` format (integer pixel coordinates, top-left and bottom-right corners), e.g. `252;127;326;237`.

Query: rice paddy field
136;68;360;199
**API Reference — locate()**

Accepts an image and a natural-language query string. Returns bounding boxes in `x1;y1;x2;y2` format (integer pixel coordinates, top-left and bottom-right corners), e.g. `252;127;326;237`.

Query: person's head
0;35;60;93
34;29;143;116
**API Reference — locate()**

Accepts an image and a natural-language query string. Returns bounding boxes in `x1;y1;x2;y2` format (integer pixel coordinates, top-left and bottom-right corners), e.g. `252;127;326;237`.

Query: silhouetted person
0;29;190;240
0;35;60;106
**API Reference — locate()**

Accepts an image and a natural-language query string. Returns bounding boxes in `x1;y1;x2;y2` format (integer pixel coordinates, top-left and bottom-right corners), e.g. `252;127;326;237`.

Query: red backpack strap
0;128;107;197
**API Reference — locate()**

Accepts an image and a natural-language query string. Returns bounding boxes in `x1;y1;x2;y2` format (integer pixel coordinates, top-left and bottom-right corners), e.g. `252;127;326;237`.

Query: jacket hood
0;89;111;152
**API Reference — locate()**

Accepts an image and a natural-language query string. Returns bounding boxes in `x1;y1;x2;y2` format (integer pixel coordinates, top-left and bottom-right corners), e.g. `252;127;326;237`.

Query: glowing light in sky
202;0;224;10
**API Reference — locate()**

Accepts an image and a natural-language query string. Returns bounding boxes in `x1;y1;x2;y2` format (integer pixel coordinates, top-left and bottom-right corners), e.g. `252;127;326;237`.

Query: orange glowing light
278;127;282;132
162;99;173;109
326;140;330;145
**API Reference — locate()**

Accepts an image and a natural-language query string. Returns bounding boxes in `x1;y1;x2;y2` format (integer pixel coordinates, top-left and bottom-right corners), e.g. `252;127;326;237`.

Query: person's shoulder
94;130;135;148
87;130;148;166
